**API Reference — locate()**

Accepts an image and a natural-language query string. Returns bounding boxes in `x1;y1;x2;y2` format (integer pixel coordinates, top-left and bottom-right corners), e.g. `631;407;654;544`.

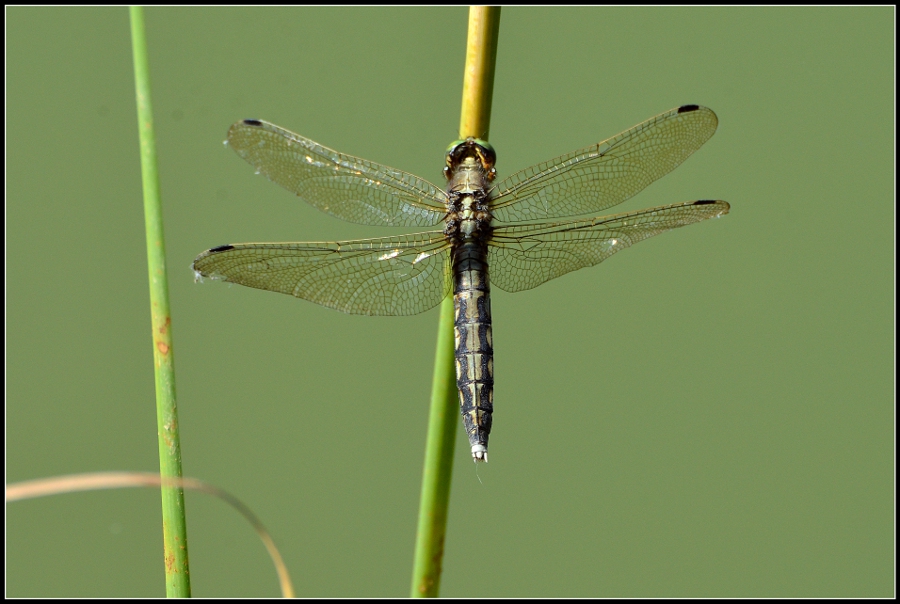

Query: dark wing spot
208;244;235;253
242;119;263;126
693;200;718;205
678;104;700;113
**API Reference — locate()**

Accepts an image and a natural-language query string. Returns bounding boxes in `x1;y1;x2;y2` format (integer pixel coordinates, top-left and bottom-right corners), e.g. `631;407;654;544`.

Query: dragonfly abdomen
452;241;494;462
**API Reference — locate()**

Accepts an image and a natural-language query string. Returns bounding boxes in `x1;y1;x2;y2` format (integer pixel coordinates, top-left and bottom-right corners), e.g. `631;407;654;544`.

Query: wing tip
677;104;718;126
693;199;730;216
192;245;236;281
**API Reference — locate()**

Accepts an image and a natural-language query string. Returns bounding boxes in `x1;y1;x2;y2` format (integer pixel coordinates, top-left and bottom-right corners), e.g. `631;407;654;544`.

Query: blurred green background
6;6;893;597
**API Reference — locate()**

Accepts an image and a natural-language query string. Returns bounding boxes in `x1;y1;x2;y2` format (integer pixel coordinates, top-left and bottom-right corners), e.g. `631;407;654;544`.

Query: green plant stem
129;6;191;597
411;297;459;598
411;6;501;598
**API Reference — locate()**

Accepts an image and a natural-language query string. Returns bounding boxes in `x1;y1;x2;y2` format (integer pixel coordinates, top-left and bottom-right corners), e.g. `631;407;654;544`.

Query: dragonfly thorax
444;154;494;242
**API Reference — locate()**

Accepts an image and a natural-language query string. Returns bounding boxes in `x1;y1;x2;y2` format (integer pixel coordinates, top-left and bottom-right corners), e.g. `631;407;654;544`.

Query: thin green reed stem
129;7;191;596
411;7;501;598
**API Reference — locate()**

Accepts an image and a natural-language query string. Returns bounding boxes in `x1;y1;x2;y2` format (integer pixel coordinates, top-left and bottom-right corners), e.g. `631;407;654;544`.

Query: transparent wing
227;120;448;227
488;200;729;293
491;105;718;223
192;231;452;316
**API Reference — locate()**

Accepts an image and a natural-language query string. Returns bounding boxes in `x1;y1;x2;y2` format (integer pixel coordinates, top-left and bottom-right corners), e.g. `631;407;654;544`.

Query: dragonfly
192;104;729;463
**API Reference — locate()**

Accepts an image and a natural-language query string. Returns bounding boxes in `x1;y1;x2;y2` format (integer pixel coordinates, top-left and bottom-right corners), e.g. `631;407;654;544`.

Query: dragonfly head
444;137;497;181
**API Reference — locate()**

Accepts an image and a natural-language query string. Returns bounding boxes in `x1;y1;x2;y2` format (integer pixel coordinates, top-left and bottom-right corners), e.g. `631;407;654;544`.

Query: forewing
488;200;729;293
227;120;447;227
491;105;718;223
193;231;452;316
